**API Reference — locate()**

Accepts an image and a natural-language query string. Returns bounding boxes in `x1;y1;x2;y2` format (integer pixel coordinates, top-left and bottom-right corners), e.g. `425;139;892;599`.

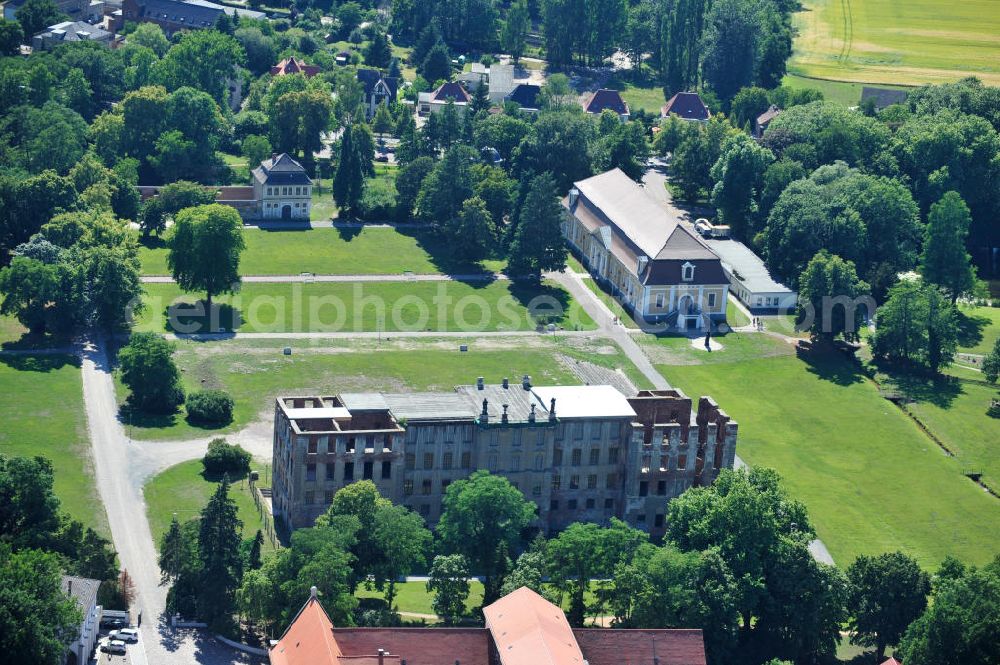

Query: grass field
782;73;912;107
658;347;999;568
726;298;750;328
144;459;272;550
789;0;1000;86
119;336;643;440
582;277;639;329
356;580;485;616
133;280;594;334
0;354;106;533
139;227;504;276
956;306;1000;355
620;85;666;114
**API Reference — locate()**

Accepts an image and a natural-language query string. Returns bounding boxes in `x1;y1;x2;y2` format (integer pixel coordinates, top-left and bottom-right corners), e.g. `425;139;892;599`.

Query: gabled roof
432;81;471;103
584;89;629;116
357;69;398;100
505;83;541;110
37;21;112;41
573;629;707;665
756;104;781;126
271;57;321;77
662;92;711;121
62;575;101;615
253;153;312;186
483;587;586;665
270;595;343;665
879;658;902;665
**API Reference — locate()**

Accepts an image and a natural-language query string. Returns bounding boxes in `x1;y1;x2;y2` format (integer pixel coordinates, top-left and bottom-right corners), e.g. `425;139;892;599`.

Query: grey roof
357;69;398;100
383;392;478;421
37;20;111;41
183;0;264;18
860;86;908;109
252;153;312;186
340;392;390;412
702;238;794;294
505;83;541;110
62;575;101;614
132;0;263;26
572;169;714;261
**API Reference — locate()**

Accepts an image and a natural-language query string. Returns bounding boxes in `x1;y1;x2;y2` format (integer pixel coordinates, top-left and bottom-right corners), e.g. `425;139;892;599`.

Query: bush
118;332;184;414
186;389;235;425
357;177;398;220
201;438;251;477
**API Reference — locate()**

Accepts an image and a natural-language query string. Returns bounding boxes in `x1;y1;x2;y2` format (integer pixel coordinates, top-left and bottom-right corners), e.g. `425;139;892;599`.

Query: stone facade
252;153;313;220
270;381;737;537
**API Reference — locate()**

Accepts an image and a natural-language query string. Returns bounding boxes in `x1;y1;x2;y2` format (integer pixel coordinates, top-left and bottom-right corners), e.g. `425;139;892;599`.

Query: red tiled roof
483;587;586;665
573;628;707;665
271;57;321;77
880;658;902;665
334;628;489;665
432;81;471;103
662;92;711;121
584;89;629;116
269;596;342;665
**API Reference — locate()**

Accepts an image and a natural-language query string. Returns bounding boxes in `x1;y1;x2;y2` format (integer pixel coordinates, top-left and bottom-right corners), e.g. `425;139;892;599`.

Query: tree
319;480;389;591
730;86;771;131
395;156;435;220
0;19;23;56
76;242;144;332
268;89;333;165
672;115;733;201
982;338;1000;384
513;110;594;191
500;0;529;63
623;0;658;70
201;438;250;476
15;0;64;37
501;547;550;598
710;133;774;239
129;22;170;57
898;557;1000;665
595;121;650;181
234;27;277;76
0;455;61;549
153;30;246;106
247;530;264;571
795;251;870;344
242;134;272;170
372;104;394;136
447;196;495;263
420;41;451;84
436;470;536;605
167;204;245;310
0;257;62;335
0;546;82;665
337;1;363;37
871;279;959;373
364;31;392;68
372;504;432;608
471;80;490;114
507;173;567;282
426;554;471;624
920;191;977;302
415;146;475;224
700;0;761;102
118;332;184;413
333;123;368;216
197;478;243;629
159;514;191;583
847;551;931;660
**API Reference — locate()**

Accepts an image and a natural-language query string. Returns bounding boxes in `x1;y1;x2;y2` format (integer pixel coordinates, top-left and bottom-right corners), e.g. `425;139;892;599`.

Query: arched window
682;262;695;281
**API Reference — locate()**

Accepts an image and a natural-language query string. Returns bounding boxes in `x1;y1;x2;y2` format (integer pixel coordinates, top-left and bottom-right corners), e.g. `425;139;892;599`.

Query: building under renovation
270;378;738;536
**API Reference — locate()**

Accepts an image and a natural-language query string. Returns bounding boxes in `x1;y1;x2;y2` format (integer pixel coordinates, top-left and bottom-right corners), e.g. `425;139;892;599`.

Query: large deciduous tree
870;279;959;373
118;332;185;413
167;204;245;310
795;251;870;345
847;551;931;660
426;554;471;624
710;132;775;239
919;190;977;303
153;30;246;106
436;470;535;605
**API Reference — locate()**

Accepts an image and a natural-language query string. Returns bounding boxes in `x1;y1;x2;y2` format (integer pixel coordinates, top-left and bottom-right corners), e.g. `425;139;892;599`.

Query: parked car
375;153;389;162
101;640;127;655
115;628;139;643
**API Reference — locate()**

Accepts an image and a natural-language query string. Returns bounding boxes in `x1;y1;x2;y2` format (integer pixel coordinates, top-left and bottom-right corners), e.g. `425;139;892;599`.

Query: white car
116;628;140;643
101;640;127;655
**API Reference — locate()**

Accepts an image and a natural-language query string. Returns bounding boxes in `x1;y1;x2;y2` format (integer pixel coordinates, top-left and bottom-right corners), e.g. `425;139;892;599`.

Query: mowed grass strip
790;0;1000;85
0;354;107;533
139;227;504;276
659;352;1000;567
356;580;485;617
133;280;594;334
121;342;596;440
144;459;273;551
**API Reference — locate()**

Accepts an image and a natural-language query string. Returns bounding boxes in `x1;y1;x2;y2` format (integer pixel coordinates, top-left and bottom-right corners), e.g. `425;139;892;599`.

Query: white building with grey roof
270;378;738;536
62;575;102;665
563;168;731;331
702;238;797;313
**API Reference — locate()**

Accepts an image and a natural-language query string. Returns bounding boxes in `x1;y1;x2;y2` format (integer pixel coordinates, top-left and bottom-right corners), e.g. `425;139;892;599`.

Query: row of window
653;292;717;309
305;434;393;454
555;446;619;465
266;186;309;196
550;497;614;511
552;473;618;491
304;460;391;483
638;479;676;497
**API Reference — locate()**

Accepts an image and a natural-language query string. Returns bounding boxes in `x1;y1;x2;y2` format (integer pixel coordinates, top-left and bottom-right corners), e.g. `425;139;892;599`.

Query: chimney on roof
481;398;489;423
378;649;385;665
549;398;557;422
568;187;579;206
522;374;531;389
310;585;318;599
528;403;536;423
502;404;509;424
502;377;509;389
477;376;484;390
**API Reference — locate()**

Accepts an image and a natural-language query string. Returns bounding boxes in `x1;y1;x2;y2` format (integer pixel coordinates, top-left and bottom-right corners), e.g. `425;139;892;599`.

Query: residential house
457;63;514;103
117;0;263;36
860;86;908;112
32;20;115;50
417;81;471;116
357;69;397;120
754;104;781;138
583;88;629;121
563;168;730;330
270;586;709;665
504;83;541;113
662;91;711;122
62;575;102;665
271;57;320;78
702;237;797;313
251;153;313;220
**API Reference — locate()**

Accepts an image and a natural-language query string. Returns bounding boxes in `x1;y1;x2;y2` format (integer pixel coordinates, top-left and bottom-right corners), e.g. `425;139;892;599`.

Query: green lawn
642;329;796;366
619;84;666;114
134;280;593;334
119;336;639;440
789;0;1000;86
357;580;485;617
582;277;639;329
781;74;913;107
659;350;999;568
144;459;273;550
0;354;106;533
957;305;1000;355
139;226;504;276
726;298;750;328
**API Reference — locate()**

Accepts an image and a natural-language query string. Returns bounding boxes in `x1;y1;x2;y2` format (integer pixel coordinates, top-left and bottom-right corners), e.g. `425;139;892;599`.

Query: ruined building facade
270;379;738;536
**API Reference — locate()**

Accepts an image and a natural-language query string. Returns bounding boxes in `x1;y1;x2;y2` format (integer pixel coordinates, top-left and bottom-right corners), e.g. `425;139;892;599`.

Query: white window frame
708;293;716;308
681;262;695;282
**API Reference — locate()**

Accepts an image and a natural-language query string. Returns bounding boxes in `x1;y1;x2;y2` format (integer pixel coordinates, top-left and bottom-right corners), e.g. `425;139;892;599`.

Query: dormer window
682;262;695;281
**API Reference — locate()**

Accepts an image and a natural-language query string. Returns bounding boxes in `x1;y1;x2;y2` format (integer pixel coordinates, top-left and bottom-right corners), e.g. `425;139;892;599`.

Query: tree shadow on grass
796;343;867;387
0;331;74;351
869;358;963;409
139;235;167;252
333;224;363;241
118;402;182;431
0;353;79;372
395;225;497;280
162;301;241;334
508;279;573;328
956;310;992;350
